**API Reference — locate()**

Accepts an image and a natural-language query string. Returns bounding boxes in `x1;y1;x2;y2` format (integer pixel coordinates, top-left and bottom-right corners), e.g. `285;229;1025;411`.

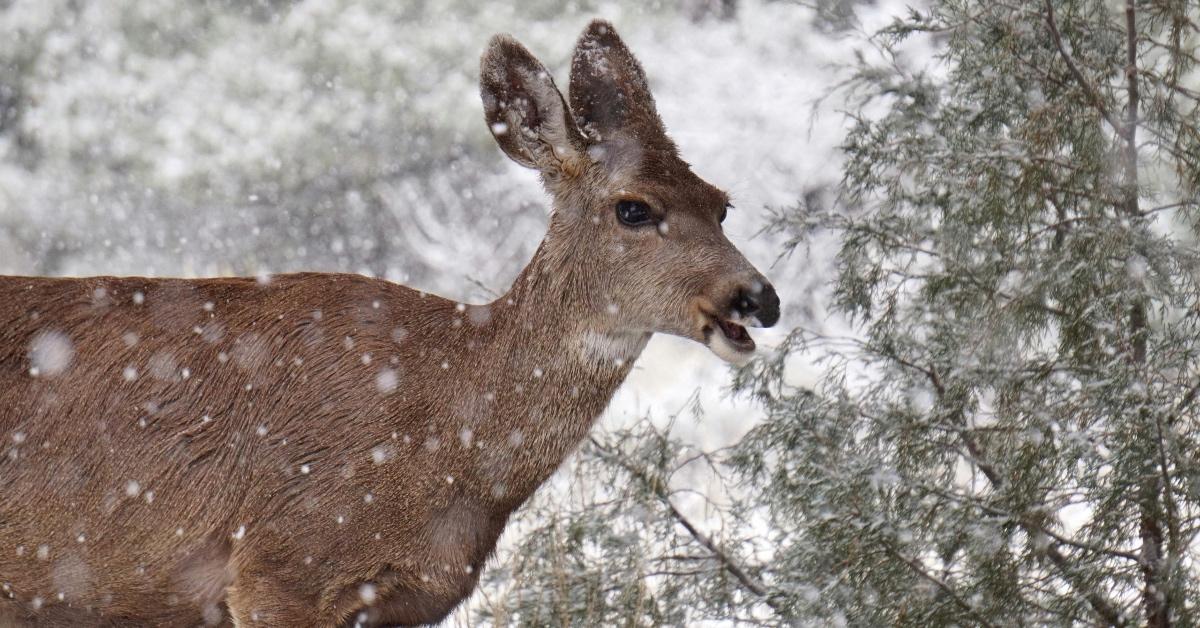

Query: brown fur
0;20;777;627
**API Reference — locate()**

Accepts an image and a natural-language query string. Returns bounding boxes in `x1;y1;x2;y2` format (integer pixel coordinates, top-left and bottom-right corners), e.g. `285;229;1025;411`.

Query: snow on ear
480;34;588;179
568;20;671;149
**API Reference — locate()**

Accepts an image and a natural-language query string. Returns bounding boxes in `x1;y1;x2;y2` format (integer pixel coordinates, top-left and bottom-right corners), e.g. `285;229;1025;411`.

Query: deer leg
224;573;325;628
341;583;472;628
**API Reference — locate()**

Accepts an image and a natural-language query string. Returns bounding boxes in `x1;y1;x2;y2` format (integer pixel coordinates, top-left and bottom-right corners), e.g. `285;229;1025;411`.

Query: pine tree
737;0;1200;624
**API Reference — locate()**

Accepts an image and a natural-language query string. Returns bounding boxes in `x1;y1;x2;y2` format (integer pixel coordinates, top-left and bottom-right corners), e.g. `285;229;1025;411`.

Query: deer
0;20;779;627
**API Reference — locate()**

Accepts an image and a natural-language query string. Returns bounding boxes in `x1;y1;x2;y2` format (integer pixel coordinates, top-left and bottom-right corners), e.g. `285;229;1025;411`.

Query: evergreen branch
1170;378;1200;419
1136;123;1200;166
1143;201;1198;215
1143;37;1200;68
588;438;783;615
883;353;1127;626
884;547;999;628
1039;541;1128;627
1043;0;1125;136
911;481;1142;562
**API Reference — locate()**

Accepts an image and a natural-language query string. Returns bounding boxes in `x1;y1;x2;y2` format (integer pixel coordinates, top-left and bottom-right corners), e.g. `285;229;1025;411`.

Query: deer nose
732;281;780;328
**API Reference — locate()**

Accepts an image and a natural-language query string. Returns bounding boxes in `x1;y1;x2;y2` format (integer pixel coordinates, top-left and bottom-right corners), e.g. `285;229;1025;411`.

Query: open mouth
702;312;757;365
713;317;755;353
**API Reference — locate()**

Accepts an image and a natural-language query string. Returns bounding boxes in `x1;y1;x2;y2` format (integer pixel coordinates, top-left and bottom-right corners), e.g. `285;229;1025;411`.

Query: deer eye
720;203;731;224
616;200;654;227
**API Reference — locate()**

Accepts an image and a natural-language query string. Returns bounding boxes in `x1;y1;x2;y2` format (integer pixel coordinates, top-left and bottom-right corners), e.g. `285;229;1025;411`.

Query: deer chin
703;316;756;365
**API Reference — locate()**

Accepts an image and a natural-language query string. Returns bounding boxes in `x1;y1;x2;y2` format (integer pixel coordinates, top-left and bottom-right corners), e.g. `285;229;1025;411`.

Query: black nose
732;281;780;327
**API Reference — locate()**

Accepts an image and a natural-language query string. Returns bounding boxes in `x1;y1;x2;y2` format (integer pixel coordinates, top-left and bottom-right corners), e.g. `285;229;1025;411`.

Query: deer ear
480;35;588;177
569;20;669;147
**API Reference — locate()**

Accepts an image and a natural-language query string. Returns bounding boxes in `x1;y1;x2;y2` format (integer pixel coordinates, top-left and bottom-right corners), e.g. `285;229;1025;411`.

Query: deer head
480;20;780;365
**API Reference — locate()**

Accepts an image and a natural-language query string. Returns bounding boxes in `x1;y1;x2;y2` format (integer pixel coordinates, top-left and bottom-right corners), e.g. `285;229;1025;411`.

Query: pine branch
1043;0;1125;136
1170;379;1200;419
885;547;999;628
885;353;1127;626
588;438;783;616
912;481;1142;563
1040;542;1127;627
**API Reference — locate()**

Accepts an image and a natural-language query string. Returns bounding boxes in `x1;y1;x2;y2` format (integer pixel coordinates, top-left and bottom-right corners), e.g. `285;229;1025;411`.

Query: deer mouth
703;314;756;365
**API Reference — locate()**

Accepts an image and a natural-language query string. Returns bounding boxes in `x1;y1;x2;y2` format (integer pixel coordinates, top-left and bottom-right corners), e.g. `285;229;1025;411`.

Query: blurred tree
0;0;594;285
476;0;1200;625
0;0;861;283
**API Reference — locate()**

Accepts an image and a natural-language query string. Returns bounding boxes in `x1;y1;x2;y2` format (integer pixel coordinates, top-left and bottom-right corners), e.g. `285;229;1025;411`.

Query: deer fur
0;20;779;627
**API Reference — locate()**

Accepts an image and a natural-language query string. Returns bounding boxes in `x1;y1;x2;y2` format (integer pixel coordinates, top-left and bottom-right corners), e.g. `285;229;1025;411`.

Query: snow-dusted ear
480;35;588;179
569;20;670;149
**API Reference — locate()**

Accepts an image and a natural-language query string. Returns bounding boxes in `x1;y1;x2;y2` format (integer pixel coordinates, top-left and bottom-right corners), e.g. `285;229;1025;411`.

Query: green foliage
741;0;1200;624
477;416;771;626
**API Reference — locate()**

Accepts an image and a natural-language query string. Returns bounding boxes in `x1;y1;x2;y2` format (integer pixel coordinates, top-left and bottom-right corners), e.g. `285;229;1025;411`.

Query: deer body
1;264;639;626
0;21;778;627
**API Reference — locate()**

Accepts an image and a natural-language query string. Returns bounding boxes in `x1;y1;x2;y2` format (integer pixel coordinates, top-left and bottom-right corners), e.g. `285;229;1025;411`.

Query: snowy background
1;0;916;622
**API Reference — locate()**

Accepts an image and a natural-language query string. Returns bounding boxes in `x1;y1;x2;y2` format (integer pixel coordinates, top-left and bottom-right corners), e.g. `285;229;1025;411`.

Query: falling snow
28;331;74;377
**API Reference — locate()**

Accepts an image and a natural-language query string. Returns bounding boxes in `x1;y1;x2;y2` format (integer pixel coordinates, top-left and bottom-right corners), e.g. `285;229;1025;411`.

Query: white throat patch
576;330;650;367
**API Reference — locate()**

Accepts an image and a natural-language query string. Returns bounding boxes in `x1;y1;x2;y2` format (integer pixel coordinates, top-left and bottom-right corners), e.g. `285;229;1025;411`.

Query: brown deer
0;20;779;627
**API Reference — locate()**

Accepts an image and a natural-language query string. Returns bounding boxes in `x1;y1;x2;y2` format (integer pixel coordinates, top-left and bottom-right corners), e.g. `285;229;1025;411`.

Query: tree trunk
1122;2;1169;625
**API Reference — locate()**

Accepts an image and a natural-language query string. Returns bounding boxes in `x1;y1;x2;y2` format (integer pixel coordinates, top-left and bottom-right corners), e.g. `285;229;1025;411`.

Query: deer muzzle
700;276;780;365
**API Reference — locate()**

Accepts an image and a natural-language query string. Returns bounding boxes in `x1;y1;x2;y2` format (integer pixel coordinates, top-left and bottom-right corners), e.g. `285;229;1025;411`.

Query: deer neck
469;226;649;505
